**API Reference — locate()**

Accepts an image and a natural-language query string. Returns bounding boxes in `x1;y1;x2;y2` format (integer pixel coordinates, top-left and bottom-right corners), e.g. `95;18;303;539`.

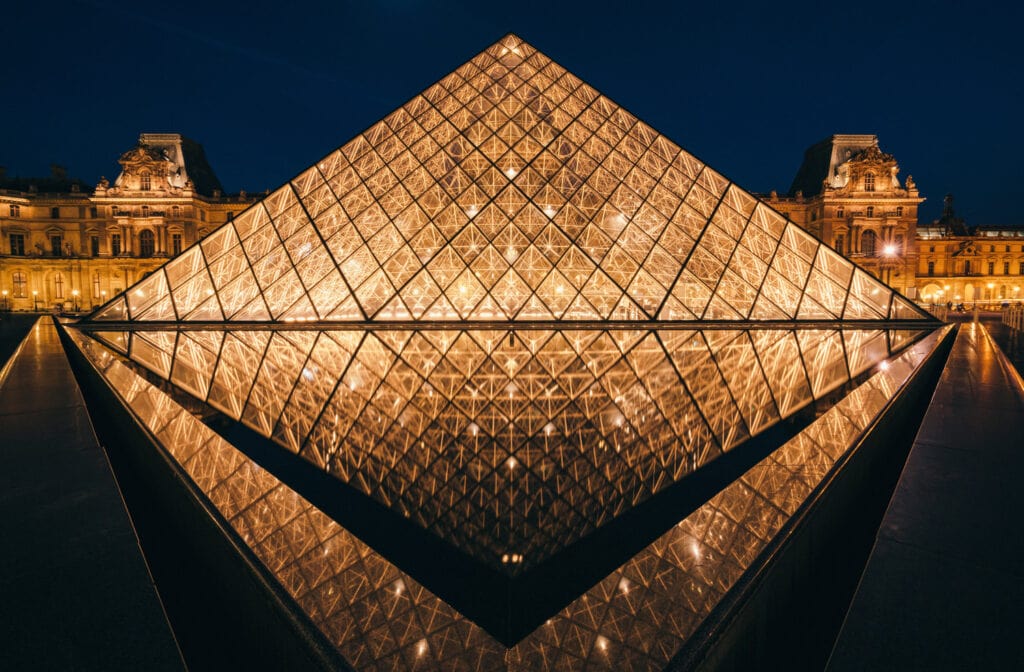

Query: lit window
12;271;27;297
864;173;875;191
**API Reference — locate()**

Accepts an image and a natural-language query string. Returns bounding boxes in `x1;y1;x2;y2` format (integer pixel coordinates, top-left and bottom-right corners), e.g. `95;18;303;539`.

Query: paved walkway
827;321;1024;671
0;317;185;671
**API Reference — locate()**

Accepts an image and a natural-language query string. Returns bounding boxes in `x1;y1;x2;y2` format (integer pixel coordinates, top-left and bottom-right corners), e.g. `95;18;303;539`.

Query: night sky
4;0;1020;224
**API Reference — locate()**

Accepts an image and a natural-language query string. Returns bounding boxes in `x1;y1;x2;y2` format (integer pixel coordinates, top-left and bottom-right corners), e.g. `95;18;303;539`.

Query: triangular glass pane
126;271;171;319
93;330;128;354
90;297;128;321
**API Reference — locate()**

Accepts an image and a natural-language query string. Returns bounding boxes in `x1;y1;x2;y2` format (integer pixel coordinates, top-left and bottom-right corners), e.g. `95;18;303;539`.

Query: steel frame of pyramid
71;33;940;670
86;34;929;327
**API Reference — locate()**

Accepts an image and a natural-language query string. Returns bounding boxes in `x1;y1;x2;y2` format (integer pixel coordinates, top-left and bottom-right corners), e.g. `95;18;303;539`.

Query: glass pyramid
74;33;940;669
87;35;929;326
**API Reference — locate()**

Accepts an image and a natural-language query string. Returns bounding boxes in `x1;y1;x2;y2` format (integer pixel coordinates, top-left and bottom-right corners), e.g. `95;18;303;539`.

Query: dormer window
864;172;875;191
140;173;151;190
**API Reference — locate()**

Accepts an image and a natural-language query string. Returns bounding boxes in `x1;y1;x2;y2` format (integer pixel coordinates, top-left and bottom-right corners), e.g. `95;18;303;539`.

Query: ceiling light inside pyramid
78;33;936;637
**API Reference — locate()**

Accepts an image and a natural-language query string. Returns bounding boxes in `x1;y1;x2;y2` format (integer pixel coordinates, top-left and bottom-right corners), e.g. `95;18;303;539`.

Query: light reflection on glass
66;324;947;671
94;325;920;574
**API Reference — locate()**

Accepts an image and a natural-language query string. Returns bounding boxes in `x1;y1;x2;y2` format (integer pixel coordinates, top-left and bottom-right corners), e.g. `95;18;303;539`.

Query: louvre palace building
0;34;1013;672
2;126;1020;315
0;133;256;312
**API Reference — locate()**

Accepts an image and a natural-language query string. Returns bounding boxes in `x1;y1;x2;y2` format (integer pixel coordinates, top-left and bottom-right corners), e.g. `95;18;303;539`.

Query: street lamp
879;244;899;287
71;289;80;312
32;290;40;311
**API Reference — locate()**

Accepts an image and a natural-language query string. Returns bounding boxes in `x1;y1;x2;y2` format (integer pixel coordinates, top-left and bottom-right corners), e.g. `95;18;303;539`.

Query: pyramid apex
482;33;533;60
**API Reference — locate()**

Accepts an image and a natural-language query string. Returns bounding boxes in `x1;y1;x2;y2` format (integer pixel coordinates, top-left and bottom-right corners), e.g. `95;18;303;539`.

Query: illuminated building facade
916;194;1024;305
764;134;923;299
62;35;945;671
0;133;255;312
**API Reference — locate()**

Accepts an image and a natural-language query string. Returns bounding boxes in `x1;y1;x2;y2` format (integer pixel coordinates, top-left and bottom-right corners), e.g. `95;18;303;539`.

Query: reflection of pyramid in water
88;35;929;325
87;325;923;575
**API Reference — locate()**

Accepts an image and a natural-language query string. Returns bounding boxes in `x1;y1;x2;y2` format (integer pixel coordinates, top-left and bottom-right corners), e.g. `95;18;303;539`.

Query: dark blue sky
4;0;1020;224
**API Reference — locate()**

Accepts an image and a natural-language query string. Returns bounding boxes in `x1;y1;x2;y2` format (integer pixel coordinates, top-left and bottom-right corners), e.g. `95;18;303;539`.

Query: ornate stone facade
764;134;924;298
916;195;1024;305
4;132;1019;313
0;134;256;311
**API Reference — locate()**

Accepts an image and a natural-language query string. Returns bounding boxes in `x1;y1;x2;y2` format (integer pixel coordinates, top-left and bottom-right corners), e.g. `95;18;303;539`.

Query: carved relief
110;138;187;195
828;144;903;195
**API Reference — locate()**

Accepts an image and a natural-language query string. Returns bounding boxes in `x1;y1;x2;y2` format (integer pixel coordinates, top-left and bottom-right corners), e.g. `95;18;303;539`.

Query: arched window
861;230;877;256
54;273;65;299
140;173;151;190
139;229;155;257
864;173;876;191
